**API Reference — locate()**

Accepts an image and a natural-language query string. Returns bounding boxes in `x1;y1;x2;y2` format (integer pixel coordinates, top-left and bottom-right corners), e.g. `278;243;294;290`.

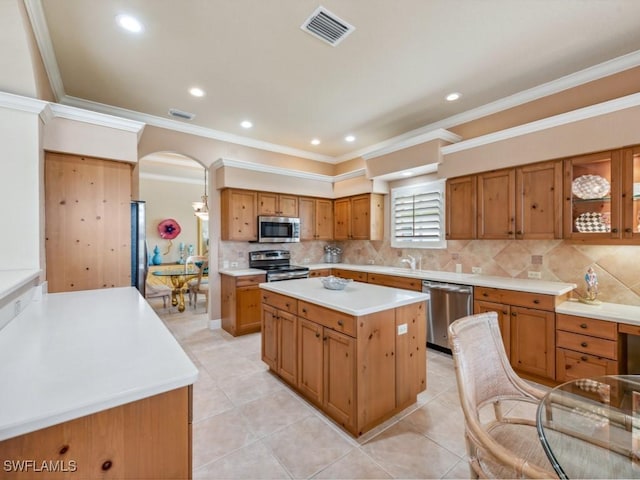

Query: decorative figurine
188;244;195;257
580;266;601;305
178;242;185;264
151;245;162;265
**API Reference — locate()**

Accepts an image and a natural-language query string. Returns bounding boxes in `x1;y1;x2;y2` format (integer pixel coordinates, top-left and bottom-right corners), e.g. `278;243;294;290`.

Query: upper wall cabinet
563;146;640;243
257;192;298;217
299;197;333;241
447;160;562;240
334;194;384;241
221;189;258;241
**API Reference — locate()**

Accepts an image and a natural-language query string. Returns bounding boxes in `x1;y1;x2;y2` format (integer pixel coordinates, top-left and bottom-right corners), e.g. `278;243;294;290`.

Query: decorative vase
152;245;162;265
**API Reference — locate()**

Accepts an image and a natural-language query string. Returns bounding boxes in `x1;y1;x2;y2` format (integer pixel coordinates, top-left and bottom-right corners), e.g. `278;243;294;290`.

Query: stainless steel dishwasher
422;280;473;353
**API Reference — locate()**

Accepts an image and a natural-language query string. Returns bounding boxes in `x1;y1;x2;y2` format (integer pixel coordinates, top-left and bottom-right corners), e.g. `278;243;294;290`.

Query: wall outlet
455;263;462;273
528;271;542;279
303;257;310;264
397;323;408;335
472;266;482;274
368;259;375;265
230;261;238;268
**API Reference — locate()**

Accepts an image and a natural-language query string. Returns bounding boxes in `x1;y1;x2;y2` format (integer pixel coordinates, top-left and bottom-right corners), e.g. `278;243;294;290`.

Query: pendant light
192;168;209;221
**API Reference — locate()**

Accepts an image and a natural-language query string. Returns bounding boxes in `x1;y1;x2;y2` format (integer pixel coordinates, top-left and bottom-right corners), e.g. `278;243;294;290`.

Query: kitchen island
0;287;198;479
260;277;429;437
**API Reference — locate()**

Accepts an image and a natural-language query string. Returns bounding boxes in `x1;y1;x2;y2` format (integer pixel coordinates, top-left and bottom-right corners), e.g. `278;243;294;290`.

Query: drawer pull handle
59;445;69;455
533;299;540;304
581;342;588;348
102;460;112;471
285;303;290;308
581;356;588;361
315;332;320;338
580;323;588;329
337;320;344;326
302;308;307;314
482;292;488;297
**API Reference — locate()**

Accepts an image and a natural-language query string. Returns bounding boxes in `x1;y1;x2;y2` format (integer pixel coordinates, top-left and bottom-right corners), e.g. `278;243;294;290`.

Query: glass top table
537;375;640;479
152;267;199;312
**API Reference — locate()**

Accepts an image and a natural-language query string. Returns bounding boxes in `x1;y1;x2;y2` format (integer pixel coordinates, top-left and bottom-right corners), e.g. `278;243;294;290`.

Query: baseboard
208;318;221;330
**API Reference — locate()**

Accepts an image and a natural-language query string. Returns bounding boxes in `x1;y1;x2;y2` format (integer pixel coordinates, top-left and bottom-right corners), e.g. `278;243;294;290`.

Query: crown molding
441;92;640;155
0;91;48;114
362;128;462;160
212;157;365;183
23;0;65;102
61;95;336;164
49;103;145;136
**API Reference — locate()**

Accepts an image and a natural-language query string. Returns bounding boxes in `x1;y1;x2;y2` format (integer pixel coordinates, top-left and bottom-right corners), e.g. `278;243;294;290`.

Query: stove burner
249;250;310;282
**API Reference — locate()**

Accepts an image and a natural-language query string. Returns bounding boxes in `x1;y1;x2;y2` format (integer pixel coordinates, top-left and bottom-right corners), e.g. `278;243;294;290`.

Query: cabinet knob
612;228;618;233
337;320;344;326
285;303;290;308
581;342;588;348
516;230;522;235
580;323;588;329
323;336;327;341
626;228;632;233
59;445;69;455
581;356;588;361
533;299;540;304
511;312;517;316
482;292;488;297
302;308;307;314
102;460;113;471
315;332;320;338
507;231;513;235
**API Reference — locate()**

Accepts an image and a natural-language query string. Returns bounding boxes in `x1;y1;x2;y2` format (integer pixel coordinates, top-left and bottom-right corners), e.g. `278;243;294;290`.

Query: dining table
152;266;199;312
537;375;640;479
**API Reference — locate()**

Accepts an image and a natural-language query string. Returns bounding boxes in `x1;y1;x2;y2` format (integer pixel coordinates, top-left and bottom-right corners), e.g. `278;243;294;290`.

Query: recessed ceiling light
189;87;205;97
446;92;462;102
241;120;253;129
345;135;355;142
116;14;143;33
311;139;321;145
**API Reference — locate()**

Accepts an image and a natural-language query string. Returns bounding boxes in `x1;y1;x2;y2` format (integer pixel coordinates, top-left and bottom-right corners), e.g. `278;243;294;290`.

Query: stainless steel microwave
258;216;300;243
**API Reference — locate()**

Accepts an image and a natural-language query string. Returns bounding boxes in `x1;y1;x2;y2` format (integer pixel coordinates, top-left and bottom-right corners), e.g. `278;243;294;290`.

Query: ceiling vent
301;6;355;46
168;108;195;121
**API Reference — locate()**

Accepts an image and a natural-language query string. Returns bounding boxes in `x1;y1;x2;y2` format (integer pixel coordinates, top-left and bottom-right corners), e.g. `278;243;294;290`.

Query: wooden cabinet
474;286;564;383
299;197;333;240
261;293;298;386
331;268;367;282
556;313;620;381
308;268;331;277
366;273;422;291
258;192;298;217
446;175;477;240
334;194;384;241
0;387;191;479
221;273;266;336
448;160;562;240
221;189;257;241
564;146;640;243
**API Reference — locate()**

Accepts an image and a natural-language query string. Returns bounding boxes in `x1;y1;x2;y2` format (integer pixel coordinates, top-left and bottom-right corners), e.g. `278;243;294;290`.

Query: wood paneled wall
45;152;132;293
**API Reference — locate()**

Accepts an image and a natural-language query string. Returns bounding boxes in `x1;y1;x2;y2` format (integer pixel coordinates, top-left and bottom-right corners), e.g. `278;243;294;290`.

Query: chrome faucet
401;255;417;270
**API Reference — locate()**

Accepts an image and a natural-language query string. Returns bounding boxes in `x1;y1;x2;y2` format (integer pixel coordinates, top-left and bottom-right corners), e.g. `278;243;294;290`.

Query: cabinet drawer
619;323;640;336
298;301;356;337
556;348;619;382
331;269;368;282
309;269;331;278
556;330;618;360
236;274;266;287
556;314;617;340
474;286;555;311
366;273;422;291
261;291;297;314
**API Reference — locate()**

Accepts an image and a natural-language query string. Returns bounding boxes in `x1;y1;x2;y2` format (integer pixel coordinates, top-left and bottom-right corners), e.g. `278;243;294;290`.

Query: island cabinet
474;286;566;383
556;313;620;381
299;197;333;241
220;189;257;241
261;285;427;437
0;387;191;479
334;194;384;241
221;273;266;336
258;192;298;217
261;291;298;386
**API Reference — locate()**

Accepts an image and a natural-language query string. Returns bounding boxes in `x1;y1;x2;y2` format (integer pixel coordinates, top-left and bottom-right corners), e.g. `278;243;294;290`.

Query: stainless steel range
249;250;310;282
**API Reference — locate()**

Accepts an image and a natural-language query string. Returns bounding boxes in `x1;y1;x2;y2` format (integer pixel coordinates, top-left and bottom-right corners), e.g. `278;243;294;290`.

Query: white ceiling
29;0;640;162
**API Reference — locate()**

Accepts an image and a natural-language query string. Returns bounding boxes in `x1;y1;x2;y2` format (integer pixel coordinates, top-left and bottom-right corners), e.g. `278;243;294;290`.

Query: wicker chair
448;312;558;479
185;255;208;311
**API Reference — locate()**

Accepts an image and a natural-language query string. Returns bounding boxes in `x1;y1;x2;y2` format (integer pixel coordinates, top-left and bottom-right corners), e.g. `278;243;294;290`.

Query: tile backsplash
220;239;640;306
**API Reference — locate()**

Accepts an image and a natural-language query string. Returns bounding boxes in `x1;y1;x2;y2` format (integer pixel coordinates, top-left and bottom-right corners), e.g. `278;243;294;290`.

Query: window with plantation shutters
391;180;446;249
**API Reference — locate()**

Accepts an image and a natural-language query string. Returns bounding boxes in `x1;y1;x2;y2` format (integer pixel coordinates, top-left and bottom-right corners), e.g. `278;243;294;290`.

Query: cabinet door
222;189;257;241
510;306;555;380
446;175;477;240
333;198;351;240
279;194;298;217
516;161;562;239
315;199;334;240
556;348;618;382
297;318;323;404
277;310;297;386
351;195;371;240
477;169;516;239
236;285;262;334
298;197;316;240
621;146;640;240
323;329;356;431
261;304;278;371
474;300;511;359
257;192;278;216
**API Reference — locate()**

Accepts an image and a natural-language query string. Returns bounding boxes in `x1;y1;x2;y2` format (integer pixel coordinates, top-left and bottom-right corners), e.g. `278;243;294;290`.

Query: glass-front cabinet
563;146;640;242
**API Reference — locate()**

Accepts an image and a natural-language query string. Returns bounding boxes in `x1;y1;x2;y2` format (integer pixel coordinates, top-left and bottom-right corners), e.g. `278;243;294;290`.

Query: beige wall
365;140;442;178
0;1;37;98
216;166;334;197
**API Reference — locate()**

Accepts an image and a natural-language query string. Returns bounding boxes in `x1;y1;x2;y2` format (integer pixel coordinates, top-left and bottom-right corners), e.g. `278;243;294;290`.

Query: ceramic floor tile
219;369;287;406
193;439;291;480
266;416;355;479
442;457;473;479
192;408;257;470
312;449;392;479
192;378;234;422
239;389;313;438
360;421;461;479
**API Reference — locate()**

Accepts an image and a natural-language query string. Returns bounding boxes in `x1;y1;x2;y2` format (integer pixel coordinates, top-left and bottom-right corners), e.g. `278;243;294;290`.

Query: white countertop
0;287;198;441
259;277;429;316
0;269;41;299
556;299;640;326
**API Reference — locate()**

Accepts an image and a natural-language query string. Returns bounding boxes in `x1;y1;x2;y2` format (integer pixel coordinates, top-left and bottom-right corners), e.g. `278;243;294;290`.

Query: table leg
177;288;187;312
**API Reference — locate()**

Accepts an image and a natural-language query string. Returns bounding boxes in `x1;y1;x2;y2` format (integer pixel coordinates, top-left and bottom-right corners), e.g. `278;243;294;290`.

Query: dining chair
185;255;208;311
448;312;557;479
